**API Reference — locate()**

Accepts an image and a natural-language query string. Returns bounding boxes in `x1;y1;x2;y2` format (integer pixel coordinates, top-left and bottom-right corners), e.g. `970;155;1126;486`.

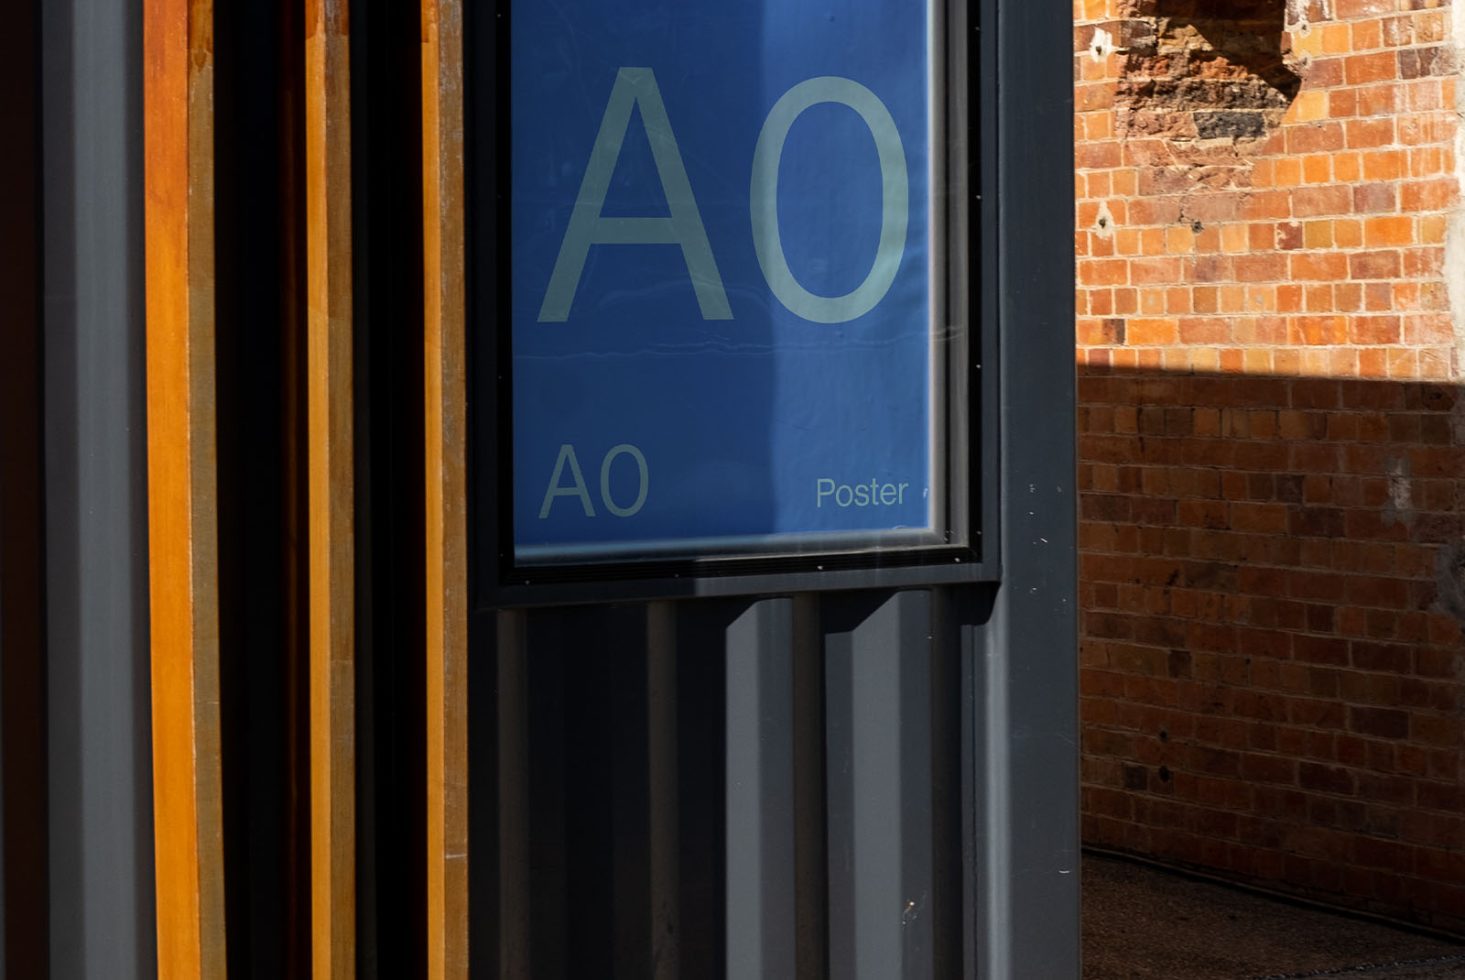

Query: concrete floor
1083;854;1465;979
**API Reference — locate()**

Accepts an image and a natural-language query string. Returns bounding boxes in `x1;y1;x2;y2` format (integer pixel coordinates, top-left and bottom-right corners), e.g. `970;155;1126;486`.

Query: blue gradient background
511;0;932;556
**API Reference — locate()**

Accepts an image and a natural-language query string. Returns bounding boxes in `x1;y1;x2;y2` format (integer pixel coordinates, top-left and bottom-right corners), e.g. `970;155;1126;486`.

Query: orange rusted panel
306;0;357;976
422;1;470;976
143;0;228;975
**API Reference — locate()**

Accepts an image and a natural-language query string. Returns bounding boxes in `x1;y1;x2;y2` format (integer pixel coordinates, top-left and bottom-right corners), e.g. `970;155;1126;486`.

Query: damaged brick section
1101;0;1303;186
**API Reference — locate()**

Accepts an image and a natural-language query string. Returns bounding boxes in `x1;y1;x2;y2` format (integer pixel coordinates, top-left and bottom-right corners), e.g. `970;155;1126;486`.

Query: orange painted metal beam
143;0;228;975
306;0;357;976
422;0;470;975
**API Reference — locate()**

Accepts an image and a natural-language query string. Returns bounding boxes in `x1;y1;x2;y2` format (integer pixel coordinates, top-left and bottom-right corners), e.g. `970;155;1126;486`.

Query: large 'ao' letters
539;70;911;326
538;68;733;322
751;76;910;324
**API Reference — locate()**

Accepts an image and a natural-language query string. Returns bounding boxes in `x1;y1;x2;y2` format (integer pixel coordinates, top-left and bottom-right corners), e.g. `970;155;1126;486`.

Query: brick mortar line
1081;773;1465;805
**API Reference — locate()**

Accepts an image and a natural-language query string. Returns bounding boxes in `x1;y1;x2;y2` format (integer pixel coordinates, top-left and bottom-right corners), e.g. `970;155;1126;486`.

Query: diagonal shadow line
1153;1;1302;104
1176;24;1302;102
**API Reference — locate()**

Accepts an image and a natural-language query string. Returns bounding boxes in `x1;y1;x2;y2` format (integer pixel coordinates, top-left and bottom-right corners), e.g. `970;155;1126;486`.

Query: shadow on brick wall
1077;363;1465;934
1150;0;1301;103
1109;0;1301;157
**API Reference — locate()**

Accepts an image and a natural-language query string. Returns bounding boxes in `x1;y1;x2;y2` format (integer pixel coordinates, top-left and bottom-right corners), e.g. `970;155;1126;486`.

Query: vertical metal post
825;592;934;980
975;0;1080;975
725;599;797;980
42;0;156;975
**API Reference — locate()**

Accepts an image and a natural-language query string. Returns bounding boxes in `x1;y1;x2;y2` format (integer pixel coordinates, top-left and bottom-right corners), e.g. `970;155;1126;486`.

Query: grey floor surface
1083;854;1465;979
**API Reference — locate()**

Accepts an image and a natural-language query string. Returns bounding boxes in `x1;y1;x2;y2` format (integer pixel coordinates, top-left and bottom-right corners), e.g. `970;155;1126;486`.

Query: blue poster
511;0;936;560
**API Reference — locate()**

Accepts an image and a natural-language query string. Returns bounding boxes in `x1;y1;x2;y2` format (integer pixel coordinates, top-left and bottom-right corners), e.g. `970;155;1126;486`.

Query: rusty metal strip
305;0;357;975
422;0;469;975
143;0;228;974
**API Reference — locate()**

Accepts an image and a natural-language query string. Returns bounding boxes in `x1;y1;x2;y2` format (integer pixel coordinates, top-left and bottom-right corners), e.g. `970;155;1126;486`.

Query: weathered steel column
305;0;357;974
422;0;470;975
143;0;228;973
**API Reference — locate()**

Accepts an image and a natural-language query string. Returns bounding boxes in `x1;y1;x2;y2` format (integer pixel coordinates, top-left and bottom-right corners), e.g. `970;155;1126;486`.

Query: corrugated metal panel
471;588;992;978
455;0;1080;974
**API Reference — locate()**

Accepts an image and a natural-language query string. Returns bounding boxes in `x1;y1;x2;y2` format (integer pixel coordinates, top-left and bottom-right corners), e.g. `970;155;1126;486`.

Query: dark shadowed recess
351;0;429;975
0;0;49;973
213;0;311;974
195;0;431;971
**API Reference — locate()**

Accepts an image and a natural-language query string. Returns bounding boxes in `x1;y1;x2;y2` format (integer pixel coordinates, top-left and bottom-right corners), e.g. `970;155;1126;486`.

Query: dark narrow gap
213;0;304;973
930;587;965;978
277;0;311;967
464;1;504;971
527;612;569;979
792;594;828;980
350;5;375;970
0;0;50;972
608;612;655;978
559;611;622;976
673;603;733;978
949;583;999;980
469;608;508;977
352;0;428;972
464;0;505;970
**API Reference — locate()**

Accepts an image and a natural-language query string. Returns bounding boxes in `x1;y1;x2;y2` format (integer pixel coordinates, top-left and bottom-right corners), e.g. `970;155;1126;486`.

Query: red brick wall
1074;0;1465;931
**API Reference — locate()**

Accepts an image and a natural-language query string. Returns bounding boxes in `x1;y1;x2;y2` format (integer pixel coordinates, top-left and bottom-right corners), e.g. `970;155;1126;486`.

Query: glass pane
507;0;955;563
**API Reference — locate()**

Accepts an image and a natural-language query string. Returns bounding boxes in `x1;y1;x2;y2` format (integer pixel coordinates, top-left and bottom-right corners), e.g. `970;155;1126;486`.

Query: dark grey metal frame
469;0;1005;607
465;0;1076;976
971;1;1080;972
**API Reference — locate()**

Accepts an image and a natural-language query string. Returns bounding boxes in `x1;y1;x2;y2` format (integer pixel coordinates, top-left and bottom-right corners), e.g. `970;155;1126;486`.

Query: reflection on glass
509;0;947;563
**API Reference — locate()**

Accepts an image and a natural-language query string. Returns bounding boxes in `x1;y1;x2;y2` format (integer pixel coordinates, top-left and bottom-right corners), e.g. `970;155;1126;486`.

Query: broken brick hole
1114;0;1302;179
